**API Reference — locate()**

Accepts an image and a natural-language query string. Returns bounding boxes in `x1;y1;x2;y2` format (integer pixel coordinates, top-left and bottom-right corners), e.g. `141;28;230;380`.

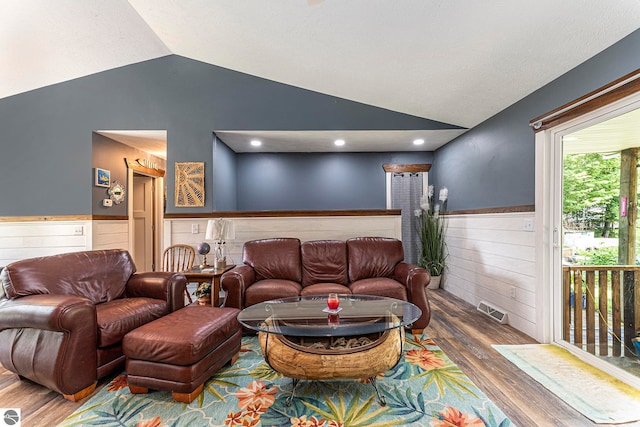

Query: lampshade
205;218;234;242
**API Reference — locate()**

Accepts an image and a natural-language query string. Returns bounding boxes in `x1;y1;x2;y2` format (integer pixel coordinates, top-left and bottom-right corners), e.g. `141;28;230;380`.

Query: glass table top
237;294;422;337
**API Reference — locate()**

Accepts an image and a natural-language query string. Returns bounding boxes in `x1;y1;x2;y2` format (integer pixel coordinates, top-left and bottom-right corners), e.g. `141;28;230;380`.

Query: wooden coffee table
237;295;422;405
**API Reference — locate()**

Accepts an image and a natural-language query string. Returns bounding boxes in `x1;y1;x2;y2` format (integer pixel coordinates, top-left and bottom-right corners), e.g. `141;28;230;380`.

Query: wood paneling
91;215;128;221
0;215;91;222
125;158;165;177
0;219;130;266
530;68;640;132
0;221;91;266
0;215;128;222
381;164;431;173
442;212;537;337
447;204;534;215
92;220;129;250
164;215;402;265
165;209;401;219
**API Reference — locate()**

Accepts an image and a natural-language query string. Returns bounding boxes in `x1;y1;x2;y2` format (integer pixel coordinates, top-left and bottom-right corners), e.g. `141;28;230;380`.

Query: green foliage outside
563;153;620;238
576;247;618;265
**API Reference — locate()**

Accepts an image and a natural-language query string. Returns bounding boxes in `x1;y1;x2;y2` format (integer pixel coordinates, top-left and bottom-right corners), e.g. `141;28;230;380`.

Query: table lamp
205;218;233;268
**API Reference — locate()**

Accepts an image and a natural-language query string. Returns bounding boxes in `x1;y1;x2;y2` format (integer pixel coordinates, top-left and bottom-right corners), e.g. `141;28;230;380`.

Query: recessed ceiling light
413;138;425;145
334;139;345;146
250;139;262;147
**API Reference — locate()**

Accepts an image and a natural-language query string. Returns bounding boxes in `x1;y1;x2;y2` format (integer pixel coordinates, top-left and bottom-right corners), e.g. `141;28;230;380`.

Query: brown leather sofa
222;237;431;331
0;249;187;401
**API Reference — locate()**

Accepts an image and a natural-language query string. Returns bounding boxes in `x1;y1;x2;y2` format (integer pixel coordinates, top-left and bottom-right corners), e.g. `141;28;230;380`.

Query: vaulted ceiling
4;1;640;152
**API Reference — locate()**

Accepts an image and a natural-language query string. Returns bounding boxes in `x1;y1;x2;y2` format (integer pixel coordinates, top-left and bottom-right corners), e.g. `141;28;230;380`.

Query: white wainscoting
443;212;536;337
0;216;398;268
0;213;536;338
163;216;402;267
165;213;538;338
92;220;129;251
0;219;132;267
0;221;92;266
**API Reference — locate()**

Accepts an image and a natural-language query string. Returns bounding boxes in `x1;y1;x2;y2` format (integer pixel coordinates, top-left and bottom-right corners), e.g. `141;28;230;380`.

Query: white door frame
536;91;640;388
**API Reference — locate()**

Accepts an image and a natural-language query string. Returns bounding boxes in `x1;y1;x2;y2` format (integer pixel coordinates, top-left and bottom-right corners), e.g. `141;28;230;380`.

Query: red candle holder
327;293;340;311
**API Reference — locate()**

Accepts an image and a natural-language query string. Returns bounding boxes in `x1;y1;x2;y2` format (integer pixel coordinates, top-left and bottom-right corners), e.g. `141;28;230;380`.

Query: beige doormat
494;344;640;424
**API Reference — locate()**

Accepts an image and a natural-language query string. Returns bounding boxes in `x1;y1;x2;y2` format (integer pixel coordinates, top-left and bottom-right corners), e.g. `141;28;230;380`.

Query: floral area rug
59;334;513;427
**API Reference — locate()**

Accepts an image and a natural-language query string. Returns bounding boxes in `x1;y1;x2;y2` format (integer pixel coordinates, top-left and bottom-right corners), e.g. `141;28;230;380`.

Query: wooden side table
183;265;235;307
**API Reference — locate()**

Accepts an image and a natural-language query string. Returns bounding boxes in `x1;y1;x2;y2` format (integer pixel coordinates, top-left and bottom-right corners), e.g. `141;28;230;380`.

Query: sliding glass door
556;105;640;383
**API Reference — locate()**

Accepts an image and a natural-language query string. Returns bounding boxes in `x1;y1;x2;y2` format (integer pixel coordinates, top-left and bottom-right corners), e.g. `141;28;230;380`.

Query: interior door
133;174;155;271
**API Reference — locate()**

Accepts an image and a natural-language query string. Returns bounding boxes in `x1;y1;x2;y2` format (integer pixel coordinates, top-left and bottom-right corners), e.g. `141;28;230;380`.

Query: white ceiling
97;130;168;159
563;108;640;155
5;0;640;153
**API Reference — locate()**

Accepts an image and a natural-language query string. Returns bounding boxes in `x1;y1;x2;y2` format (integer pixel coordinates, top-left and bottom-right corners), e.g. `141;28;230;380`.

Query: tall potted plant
417;185;448;289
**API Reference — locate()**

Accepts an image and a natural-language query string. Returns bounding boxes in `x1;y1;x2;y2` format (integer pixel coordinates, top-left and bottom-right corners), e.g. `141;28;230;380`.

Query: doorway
132;174;156;271
96;130;167;271
384;164;431;264
561;108;640;380
537;88;640;389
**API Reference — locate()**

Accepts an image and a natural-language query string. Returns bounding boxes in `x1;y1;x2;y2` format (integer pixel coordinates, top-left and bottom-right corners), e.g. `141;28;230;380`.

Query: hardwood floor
0;289;608;426
426;289;605;427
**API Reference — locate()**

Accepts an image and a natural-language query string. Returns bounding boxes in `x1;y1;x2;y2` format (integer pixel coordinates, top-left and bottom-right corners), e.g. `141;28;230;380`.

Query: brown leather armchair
0;249;186;401
222;237;431;332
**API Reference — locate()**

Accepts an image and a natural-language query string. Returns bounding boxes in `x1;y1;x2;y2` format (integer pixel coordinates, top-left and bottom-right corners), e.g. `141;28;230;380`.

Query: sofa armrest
0;294;98;395
0;294;95;331
221;265;256;309
125;272;187;312
393;262;431;330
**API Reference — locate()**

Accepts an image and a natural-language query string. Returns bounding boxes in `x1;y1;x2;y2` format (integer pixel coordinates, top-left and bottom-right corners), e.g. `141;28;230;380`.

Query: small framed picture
95;168;111;187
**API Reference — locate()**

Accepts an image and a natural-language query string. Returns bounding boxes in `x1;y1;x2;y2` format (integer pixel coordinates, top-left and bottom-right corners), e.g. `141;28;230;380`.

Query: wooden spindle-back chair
162;244;196;303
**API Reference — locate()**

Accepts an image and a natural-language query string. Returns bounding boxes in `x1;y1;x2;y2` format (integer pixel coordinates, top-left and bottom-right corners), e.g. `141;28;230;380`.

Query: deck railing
563;265;639;357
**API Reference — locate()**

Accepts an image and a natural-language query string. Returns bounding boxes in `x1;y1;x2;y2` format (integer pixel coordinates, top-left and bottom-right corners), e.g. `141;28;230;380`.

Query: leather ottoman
123;305;241;403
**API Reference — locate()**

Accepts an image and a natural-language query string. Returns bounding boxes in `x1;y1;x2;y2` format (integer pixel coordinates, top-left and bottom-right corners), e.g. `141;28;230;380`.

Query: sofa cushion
349;278;408;301
301;240;348;287
245;279;302;306
0;249;135;303
347;237;404;282
300;283;351;296
97;298;168;347
243;238;302;282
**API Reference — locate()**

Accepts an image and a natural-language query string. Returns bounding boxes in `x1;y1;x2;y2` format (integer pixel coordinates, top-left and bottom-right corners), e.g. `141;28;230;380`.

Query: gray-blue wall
236;152;433;210
433;28;640;211
213;135;237;211
2;24;640;217
0;55;449;216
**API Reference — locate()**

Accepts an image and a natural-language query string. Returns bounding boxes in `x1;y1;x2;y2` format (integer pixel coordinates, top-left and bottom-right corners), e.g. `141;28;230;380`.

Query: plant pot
427;275;441;290
197;296;211;306
633;337;640;359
